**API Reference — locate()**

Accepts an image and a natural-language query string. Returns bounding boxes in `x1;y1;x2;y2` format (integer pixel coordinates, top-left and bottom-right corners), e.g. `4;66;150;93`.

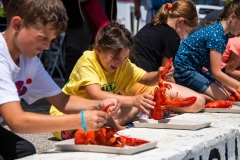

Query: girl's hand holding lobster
99;98;121;119
133;91;155;114
158;63;174;82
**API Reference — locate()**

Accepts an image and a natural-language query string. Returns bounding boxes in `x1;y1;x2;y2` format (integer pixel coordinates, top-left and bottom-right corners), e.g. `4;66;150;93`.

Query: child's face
15;23;57;58
228;14;240;36
175;18;192;38
96;48;130;73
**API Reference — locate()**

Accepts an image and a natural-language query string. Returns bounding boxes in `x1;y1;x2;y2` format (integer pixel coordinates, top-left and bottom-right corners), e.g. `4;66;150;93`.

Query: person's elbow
211;70;223;80
4;115;26;133
89;93;103;100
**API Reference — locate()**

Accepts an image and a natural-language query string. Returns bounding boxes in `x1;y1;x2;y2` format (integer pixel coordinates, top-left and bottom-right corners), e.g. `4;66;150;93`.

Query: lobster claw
117;134;149;147
159;57;173;80
162;83;172;90
166;96;197;108
101;103;114;113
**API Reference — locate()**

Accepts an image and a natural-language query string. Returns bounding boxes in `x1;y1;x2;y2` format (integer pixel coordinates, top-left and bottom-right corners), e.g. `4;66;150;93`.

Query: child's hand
83;110;108;131
133;91;155;114
224;85;238;95
158;65;174;80
99;98;121;118
105;117;126;130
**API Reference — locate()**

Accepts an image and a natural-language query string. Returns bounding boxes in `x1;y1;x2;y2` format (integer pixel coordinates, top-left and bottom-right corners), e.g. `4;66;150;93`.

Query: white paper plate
232;101;240;106
133;118;211;130
55;138;157;155
202;105;240;113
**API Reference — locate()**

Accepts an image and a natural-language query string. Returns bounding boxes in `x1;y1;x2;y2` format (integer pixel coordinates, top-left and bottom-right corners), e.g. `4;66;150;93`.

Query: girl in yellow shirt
50;20;205;140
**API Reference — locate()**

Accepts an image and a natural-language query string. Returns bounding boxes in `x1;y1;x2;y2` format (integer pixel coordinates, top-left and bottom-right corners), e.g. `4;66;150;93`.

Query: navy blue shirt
174;21;227;72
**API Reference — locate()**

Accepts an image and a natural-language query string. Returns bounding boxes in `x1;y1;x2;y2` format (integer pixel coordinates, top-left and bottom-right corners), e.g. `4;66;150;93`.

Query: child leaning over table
221;36;240;81
122;0;205;119
0;0;121;159
50;20;204;141
173;0;240;102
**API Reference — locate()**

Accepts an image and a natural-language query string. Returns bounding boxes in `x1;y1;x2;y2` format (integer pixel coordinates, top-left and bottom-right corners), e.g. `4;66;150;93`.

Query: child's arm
224;52;240;81
0;101;109;133
85;84;155;114
138;57;174;86
46;92;120;117
210;49;240;89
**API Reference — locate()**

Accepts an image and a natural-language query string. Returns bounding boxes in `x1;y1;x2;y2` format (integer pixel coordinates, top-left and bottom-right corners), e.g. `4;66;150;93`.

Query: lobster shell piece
204;100;232;108
74;128;149;147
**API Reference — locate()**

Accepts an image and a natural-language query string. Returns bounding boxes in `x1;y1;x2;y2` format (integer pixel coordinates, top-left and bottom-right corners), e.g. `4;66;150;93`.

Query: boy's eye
39;37;45;40
38;36;47;40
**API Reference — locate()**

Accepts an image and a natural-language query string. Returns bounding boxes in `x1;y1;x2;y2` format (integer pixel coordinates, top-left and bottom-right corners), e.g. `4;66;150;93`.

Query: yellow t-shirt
62;50;146;98
50;50;146;139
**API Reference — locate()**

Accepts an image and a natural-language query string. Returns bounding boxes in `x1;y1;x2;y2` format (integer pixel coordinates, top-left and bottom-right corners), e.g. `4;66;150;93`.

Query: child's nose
115;60;124;67
43;41;51;50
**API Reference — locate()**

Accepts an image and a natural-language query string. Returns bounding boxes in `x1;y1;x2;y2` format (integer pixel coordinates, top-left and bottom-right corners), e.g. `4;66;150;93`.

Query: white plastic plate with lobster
133;118;211;130
55;139;158;155
202;104;240;113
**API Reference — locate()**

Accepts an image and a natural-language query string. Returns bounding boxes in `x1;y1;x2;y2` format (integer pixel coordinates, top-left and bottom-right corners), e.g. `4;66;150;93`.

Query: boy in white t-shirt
0;0;120;159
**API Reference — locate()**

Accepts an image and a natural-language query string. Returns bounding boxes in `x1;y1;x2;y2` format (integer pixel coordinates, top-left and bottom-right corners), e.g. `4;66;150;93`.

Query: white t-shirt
0;34;62;123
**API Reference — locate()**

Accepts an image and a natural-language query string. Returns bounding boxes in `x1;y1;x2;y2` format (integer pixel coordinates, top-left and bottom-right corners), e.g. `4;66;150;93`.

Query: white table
19;112;240;160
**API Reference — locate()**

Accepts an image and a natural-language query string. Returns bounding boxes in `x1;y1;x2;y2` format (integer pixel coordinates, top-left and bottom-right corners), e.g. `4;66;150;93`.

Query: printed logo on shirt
15;78;32;96
101;82;117;93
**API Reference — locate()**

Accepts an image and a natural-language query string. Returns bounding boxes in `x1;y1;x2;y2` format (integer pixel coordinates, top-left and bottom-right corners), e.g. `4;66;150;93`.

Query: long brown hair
151;0;198;28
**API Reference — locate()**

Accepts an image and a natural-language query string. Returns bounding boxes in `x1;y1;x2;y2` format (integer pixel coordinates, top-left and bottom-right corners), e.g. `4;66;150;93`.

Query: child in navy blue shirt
174;0;240;102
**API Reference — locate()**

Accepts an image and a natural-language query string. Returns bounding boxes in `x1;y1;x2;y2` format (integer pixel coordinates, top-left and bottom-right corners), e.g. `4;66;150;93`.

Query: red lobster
75;104;149;147
205;87;240;108
205;100;233;108
74;128;149;147
229;87;240;101
150;57;197;120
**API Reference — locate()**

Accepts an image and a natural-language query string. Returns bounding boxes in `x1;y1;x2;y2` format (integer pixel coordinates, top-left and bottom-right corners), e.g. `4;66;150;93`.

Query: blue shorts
174;67;215;93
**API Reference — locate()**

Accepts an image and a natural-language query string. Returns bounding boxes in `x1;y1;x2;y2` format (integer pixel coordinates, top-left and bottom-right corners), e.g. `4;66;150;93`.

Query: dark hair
151;0;198;28
218;0;240;21
94;21;135;58
6;0;68;35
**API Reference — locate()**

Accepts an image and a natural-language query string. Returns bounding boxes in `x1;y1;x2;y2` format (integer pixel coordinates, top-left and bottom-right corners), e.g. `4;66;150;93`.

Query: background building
117;0;225;35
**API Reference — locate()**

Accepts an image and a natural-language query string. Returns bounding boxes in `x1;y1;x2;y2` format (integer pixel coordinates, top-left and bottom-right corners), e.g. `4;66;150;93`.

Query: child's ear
95;46;101;55
178;17;185;24
229;13;236;20
11;16;22;32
